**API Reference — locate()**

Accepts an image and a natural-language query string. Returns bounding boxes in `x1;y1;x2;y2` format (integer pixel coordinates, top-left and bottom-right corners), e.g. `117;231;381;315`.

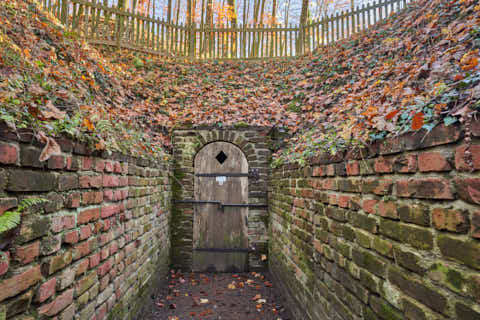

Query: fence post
188;23;195;59
60;0;68;25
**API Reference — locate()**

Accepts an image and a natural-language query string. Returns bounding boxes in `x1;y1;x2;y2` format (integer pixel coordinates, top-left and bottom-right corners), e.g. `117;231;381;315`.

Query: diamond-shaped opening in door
215;151;228;164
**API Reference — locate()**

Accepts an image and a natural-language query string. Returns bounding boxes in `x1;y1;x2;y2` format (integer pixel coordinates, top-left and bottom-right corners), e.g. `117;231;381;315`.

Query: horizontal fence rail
41;0;412;60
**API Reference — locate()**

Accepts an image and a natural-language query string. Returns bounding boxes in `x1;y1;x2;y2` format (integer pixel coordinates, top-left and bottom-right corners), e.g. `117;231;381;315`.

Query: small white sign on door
216;176;226;185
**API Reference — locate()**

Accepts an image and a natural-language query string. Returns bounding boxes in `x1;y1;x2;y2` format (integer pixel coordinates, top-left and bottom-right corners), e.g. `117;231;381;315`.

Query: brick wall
171;126;272;271
0;132;171;320
269;122;480;320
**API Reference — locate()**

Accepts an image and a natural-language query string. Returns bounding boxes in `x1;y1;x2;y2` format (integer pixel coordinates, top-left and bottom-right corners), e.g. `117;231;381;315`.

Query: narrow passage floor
136;271;294;320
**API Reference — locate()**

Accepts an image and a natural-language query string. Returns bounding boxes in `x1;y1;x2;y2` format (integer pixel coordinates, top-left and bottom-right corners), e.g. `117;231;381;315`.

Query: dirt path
136;271;294;320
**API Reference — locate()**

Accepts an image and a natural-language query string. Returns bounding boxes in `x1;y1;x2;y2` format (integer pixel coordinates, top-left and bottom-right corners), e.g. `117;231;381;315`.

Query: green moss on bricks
438;235;480;271
107;301;124;320
428;263;466;293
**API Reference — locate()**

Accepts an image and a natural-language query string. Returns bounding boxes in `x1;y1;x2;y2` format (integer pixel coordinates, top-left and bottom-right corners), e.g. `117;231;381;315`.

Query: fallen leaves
36;131;61;162
411;112;425;131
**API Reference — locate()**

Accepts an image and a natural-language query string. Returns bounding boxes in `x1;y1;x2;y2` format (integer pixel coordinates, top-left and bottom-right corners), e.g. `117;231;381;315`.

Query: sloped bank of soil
135;271;294;320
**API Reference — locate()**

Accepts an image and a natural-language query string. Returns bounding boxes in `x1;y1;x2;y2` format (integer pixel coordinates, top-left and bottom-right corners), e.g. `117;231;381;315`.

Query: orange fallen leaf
411;112;424;131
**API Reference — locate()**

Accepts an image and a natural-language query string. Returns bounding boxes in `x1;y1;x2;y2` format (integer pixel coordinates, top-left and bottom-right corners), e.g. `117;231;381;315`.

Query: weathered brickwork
171;126;272;271
269;122;480;320
0;133;171;320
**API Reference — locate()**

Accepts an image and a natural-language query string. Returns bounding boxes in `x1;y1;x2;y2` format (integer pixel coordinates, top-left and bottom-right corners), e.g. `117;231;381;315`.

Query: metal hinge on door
195;168;260;181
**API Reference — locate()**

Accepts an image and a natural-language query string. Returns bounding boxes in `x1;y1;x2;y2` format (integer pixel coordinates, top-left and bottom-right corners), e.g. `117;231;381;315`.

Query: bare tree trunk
297;0;309;54
284;0;290;25
175;0;181;23
271;0;277;25
242;0;247;25
258;0;265;24
167;0;173;22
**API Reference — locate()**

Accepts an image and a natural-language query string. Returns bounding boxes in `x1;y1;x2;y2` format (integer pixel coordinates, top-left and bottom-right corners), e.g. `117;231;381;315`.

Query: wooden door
193;142;249;272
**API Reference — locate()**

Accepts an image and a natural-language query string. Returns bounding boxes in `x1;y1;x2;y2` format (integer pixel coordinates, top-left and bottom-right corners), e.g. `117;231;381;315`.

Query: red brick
119;176;129;187
472;211;480;239
293;198;305;208
394;154;417;173
361;178;392;195
377;201;398;219
51;216;64;233
47;155;66;169
14;241;40;264
95;160;105;172
63;215;76;229
99;274;110;291
101;247;109;260
418;152;452;172
89;252;101;268
65;193;81;208
338;195;351;208
362;199;377;214
0;265;42;302
109;241;119;255
328;194;337;205
38;288;74;316
79;225;92;241
75;259;89;276
0;197;18;215
0;252;9;276
455;144;480;171
79;174;102;188
122;163;129;174
432;208;469;233
114;190;124;200
65;156;73;170
73;241;91;260
97;260;111;277
312;166;324;177
97;302;108;320
346;161;360;176
0;142;18;164
104;161;114;172
82;191;103;205
454;178;480;204
82;157;93;170
326;165;335;176
374;157;393;173
120;189;128;199
104;189;114;201
113;162;123;174
103;219;111;231
78;208;100;224
396;178;454;200
36;278;56;303
58;174;78;191
63;231;79;244
103;175;120;187
101;204;121;218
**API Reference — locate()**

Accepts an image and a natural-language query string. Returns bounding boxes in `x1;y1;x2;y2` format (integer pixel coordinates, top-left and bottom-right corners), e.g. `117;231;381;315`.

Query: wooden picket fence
40;0;412;60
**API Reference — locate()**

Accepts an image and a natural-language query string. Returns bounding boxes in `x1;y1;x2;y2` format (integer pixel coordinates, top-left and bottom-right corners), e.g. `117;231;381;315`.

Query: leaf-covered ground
0;0;169;159
135;271;293;320
1;0;479;164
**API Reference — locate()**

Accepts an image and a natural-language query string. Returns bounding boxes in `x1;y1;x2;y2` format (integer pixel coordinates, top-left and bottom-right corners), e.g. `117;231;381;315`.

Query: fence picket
40;0;410;60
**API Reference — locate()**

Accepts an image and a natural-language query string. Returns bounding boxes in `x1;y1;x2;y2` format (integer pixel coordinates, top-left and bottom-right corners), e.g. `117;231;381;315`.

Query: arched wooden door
193;142;249;272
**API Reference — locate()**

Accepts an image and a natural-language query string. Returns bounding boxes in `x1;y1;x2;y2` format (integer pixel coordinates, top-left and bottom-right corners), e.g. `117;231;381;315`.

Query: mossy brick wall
171;126;272;271
269;121;480;320
0;132;171;320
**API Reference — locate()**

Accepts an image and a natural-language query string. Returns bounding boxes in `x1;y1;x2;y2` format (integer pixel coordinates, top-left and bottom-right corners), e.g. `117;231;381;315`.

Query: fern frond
17;198;48;212
0;211;21;233
0;198;47;234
